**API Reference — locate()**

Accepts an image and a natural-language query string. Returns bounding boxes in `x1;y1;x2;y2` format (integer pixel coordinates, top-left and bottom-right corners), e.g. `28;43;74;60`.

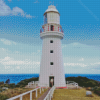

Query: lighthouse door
49;76;54;87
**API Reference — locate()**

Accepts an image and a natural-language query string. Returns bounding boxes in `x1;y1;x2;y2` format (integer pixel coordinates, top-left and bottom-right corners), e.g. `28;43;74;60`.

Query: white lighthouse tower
39;5;66;87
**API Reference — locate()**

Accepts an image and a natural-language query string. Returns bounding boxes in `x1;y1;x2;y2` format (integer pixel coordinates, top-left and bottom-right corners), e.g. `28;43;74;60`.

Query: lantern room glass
44;13;47;24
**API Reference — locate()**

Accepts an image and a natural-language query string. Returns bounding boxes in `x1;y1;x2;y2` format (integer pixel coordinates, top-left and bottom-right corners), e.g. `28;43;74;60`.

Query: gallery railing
40;27;64;33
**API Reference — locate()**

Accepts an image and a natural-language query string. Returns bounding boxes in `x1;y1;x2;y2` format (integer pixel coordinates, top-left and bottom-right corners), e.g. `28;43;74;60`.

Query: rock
86;91;92;96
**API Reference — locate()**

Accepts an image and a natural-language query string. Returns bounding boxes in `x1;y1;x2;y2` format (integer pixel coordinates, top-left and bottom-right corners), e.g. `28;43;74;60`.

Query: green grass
52;88;100;100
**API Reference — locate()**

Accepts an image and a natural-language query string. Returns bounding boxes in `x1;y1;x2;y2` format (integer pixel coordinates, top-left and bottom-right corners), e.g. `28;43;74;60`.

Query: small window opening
51;25;54;31
50;62;54;65
50;50;53;53
50;40;53;43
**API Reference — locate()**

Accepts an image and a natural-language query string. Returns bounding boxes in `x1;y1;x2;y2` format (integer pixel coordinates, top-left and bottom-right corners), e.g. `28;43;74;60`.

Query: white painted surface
86;91;92;96
47;12;60;24
39;5;66;87
7;87;43;100
44;5;59;14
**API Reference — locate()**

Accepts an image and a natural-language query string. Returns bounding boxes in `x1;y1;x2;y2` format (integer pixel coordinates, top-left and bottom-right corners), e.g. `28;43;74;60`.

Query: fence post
67;81;68;89
46;84;47;89
43;87;44;91
36;89;37;98
42;87;43;91
40;87;41;94
30;91;32;100
20;96;22;100
49;93;51;100
47;94;49;100
35;83;36;88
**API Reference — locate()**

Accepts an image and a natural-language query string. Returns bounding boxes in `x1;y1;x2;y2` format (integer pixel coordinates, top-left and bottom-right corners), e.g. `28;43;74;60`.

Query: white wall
39;36;66;87
47;12;60;24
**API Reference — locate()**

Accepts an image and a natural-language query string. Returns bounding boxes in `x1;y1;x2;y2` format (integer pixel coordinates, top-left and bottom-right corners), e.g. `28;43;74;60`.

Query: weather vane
49;1;54;5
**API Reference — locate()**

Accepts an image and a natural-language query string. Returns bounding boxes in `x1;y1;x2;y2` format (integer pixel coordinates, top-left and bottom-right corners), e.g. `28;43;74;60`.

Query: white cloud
12;7;25;16
34;0;39;3
3;56;11;61
0;56;40;66
1;39;11;45
79;58;84;61
16;66;20;69
73;42;79;46
64;63;87;67
0;38;16;45
90;62;100;66
0;0;33;18
0;0;11;16
4;66;11;69
26;14;33;18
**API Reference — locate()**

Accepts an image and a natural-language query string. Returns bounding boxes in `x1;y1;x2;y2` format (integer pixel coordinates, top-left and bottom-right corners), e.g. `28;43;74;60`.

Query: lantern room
40;5;63;33
44;5;60;24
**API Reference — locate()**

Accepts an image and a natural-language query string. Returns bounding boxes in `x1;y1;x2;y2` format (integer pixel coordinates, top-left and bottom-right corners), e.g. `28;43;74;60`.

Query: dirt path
37;88;51;100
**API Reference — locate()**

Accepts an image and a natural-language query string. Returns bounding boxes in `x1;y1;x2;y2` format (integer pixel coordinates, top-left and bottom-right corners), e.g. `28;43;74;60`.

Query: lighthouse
39;5;66;87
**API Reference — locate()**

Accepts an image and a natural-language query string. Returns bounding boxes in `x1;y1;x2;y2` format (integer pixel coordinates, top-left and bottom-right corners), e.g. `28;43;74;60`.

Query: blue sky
0;0;100;74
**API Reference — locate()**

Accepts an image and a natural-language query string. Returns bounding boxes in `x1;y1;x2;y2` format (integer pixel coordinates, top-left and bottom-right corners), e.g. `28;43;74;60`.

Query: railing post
35;83;36;88
40;87;41;94
48;25;49;31
30;91;32;100
36;89;37;98
49;93;51;100
20;96;22;100
67;81;68;89
42;87;43;91
41;87;43;91
46;84;47;89
47;94;49;100
53;26;54;31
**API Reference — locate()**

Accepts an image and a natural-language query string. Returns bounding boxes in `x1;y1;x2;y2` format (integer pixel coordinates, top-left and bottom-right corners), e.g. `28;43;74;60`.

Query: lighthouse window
50;40;53;43
51;25;53;31
50;62;54;65
44;13;47;24
50;50;53;53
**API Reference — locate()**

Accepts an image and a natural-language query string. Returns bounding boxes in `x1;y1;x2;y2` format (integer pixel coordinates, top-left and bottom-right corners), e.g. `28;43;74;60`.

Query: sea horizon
0;74;100;85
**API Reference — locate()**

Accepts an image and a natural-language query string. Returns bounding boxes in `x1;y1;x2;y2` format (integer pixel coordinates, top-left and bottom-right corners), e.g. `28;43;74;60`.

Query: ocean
0;74;100;85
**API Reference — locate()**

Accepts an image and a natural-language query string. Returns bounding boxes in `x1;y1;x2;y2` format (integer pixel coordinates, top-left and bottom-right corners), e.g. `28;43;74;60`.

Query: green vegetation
0;76;100;98
66;76;99;87
65;76;100;96
52;88;100;100
0;77;39;89
0;94;9;100
15;77;39;88
92;86;100;96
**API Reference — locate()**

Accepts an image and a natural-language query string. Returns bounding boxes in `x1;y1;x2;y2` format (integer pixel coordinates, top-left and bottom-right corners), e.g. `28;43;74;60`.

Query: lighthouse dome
44;5;60;15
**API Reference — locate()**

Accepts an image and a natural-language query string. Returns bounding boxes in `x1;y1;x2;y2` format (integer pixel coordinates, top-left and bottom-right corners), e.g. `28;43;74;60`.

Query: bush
0;82;4;85
8;83;16;89
5;79;10;84
15;77;39;88
0;94;9;100
66;76;99;87
93;86;100;96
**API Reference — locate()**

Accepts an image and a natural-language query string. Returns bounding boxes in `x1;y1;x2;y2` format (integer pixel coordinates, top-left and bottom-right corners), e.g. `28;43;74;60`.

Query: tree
5;79;10;84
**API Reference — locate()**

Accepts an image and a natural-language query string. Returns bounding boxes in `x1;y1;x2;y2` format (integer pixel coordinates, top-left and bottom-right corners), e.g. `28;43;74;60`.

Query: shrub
8;83;16;89
66;76;99;87
0;82;4;85
5;79;10;84
0;94;9;100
